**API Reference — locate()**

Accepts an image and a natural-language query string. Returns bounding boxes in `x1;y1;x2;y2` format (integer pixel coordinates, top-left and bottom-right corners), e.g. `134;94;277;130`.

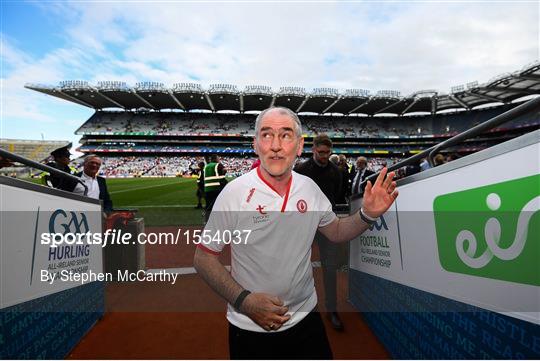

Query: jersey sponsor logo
253;214;270;224
246;188;256;203
433;174;539;286
297;199;307;213
256;205;267;215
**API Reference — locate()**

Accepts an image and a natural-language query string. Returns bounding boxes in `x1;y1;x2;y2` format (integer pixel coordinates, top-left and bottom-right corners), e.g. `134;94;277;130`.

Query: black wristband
360;208;377;225
234;290;251;311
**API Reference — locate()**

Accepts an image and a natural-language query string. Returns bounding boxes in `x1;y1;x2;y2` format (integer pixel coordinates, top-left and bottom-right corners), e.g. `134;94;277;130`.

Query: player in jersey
194;107;398;359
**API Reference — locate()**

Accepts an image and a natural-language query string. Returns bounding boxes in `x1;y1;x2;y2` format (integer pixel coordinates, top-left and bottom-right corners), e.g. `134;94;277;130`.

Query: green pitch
21;176;215;226
108;177;205;227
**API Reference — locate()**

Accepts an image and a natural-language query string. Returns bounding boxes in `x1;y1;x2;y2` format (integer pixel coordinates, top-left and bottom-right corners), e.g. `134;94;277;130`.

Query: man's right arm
193;247;291;331
193;247;244;306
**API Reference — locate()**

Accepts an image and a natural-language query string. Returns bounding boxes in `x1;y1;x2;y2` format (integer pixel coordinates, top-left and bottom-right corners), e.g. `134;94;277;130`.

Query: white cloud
50;1;538;92
1;1;538;140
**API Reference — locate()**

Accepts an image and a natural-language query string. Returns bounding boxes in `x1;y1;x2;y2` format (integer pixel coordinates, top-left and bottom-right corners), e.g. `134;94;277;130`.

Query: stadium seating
68;101;540;179
76;103;539;139
93;155;400;178
0;139;70;162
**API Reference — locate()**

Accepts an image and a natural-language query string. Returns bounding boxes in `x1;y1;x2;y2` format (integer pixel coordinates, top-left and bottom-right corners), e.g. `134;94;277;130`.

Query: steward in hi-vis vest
204;162;226;192
203;155;227;222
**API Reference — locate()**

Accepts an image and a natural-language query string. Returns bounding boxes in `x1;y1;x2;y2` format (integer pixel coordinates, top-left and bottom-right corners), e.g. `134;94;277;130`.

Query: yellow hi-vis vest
204;162;225;192
40;164;77;187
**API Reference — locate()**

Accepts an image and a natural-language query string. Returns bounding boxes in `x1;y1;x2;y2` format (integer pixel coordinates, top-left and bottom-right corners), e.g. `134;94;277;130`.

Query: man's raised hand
362;167;399;218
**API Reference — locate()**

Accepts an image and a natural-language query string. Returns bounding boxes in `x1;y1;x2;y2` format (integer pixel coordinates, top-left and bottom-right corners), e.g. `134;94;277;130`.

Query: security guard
203;154;227;221
42;144;78;192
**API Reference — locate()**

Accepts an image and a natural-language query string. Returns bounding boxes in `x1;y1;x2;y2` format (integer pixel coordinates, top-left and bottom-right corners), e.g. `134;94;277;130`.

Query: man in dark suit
73;155;113;212
294;134;344;330
195;161;205;209
351;156;375;197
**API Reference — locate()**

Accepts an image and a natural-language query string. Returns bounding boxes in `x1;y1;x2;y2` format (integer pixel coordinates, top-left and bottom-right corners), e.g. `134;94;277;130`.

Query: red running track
67;226;390;359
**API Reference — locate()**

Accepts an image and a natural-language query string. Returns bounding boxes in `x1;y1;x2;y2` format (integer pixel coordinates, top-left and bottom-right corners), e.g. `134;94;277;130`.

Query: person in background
433;154;446;167
337;154;351;203
445;153;459;163
44;144;79;192
73;154;113;212
419;157;431;172
195;161;205;209
295;134;344;330
204;154;227;222
0;156;14;169
351;156;375;196
404;160;421;177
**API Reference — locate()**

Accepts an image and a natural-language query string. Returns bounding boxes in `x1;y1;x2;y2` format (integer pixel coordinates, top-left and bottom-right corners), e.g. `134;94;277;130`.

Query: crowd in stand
89;155;402;179
79;104;539;138
94;156;255;177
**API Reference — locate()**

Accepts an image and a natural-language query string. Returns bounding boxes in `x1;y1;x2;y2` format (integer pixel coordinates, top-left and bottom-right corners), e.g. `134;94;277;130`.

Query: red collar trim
280;175;292;212
256;166;293;212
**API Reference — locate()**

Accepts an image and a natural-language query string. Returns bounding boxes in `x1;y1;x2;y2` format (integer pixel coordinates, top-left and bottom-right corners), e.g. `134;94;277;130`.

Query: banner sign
350;139;540;325
1;182;103;309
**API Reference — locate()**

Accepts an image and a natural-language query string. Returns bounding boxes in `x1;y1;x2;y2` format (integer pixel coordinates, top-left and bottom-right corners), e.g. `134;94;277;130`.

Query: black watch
234;290;251;311
360;208;378;225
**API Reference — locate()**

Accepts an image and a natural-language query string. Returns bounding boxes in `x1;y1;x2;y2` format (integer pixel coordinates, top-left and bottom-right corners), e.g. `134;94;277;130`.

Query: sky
1;0;539;153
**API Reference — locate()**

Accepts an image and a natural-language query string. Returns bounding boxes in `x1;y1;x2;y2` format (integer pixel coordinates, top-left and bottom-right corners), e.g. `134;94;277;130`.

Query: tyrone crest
297;199;307;213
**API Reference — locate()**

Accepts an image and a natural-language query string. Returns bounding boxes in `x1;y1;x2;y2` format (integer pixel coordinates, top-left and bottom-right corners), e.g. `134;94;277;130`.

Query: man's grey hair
254;107;302;138
84;154;102;164
329;154;339;165
357;156;367;163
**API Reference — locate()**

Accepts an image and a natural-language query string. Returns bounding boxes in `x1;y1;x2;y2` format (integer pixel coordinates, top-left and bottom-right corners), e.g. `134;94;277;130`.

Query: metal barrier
0;148;89;196
358;96;540;190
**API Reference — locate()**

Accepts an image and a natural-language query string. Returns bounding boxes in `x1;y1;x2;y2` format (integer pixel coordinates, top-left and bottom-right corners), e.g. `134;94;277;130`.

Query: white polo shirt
199;167;337;332
73;172;100;199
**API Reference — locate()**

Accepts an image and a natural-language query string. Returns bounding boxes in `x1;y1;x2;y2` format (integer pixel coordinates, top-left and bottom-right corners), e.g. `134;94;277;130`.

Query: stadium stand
94;155;400;179
22;62;540;177
0;138;70;162
0;138;71;177
72;104;538;159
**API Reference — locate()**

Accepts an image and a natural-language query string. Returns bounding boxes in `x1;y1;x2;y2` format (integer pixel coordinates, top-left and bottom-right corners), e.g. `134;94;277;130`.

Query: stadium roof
25;61;540;116
0;139;70;162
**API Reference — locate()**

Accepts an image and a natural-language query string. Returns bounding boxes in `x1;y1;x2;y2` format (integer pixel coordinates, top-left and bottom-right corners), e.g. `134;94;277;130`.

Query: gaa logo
49;209;90;235
297;199;307;213
368;215;388;231
433;174;539;286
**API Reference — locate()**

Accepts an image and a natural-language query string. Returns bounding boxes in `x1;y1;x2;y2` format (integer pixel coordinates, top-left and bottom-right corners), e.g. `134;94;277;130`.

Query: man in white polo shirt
73;154;113;212
194;107;398;359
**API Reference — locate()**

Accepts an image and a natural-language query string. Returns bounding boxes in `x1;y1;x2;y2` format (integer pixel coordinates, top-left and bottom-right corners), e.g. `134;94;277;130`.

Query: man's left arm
319;168;398;243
